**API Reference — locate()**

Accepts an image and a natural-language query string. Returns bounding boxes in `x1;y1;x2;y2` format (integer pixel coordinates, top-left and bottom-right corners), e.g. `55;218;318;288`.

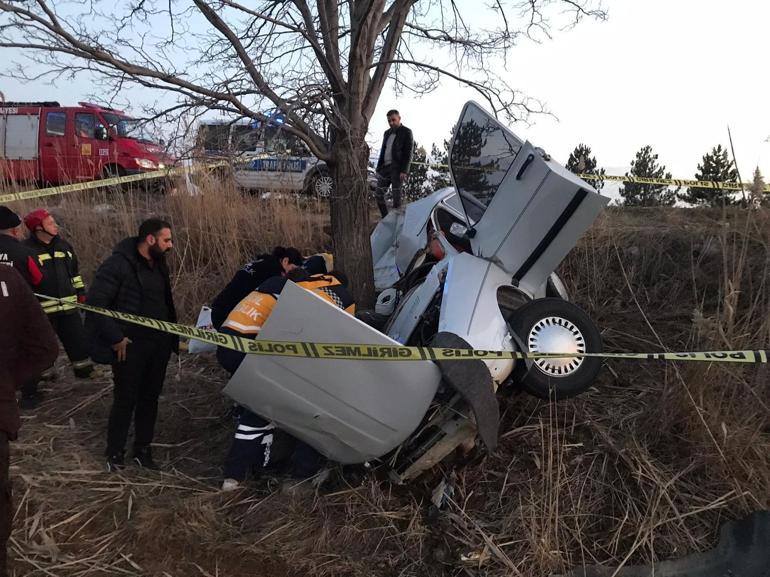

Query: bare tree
0;0;605;305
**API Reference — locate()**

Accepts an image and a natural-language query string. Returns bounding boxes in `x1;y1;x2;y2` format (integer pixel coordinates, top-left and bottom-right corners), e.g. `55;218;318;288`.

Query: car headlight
158;163;166;169
135;158;157;169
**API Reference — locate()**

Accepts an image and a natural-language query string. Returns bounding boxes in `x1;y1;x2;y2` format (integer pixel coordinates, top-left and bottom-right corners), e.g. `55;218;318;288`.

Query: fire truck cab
0;101;172;185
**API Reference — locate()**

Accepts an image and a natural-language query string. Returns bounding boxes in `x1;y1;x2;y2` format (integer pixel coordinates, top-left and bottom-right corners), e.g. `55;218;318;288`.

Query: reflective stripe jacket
23;235;84;315
218;274;355;373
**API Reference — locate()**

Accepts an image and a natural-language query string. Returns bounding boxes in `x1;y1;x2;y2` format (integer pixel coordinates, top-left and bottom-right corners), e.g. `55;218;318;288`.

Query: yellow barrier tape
0;162;228;204
409;160;770;193
578;173;770;192
36;295;768;364
6;158;767;204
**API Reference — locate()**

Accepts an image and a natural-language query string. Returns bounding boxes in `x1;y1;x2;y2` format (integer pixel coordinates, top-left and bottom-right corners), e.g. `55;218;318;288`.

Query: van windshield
103;113;159;145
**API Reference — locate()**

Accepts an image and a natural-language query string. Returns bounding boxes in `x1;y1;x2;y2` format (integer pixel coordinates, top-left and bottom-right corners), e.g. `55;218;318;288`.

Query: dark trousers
0;431;11;577
22;312;92;398
106;339;171;456
375;164;403;218
223;410;324;481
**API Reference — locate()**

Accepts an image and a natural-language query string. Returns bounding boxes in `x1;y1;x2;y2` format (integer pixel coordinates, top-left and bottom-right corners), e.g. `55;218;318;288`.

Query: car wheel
308;171;334;198
102;164;126;179
508;298;602;400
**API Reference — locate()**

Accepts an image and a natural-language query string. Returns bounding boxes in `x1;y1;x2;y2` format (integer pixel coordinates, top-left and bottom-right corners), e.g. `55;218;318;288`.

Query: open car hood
222;281;442;464
449;102;609;295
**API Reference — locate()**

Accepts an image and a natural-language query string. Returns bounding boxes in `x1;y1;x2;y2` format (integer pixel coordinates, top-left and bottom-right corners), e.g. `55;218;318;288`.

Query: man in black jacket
22;209;93;407
375;109;414;218
85;219;177;472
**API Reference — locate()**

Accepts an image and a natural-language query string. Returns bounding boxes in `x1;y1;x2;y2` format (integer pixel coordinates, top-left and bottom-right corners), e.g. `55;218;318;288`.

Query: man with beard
85;219;177;472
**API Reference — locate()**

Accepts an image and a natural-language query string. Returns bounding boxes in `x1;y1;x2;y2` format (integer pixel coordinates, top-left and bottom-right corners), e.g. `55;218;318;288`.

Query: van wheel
102;165;126;179
307;170;334;198
508;298;602;400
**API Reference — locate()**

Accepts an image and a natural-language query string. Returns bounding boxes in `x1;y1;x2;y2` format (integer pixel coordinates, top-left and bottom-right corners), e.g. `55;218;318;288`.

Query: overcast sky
369;0;770;182
3;0;769;183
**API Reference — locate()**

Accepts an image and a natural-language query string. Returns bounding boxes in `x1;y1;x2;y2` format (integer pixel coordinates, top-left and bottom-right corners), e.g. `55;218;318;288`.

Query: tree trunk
329;132;375;309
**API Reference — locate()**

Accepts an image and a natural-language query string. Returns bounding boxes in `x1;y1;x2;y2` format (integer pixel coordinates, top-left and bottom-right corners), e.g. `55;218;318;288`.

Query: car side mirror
95;126;109;141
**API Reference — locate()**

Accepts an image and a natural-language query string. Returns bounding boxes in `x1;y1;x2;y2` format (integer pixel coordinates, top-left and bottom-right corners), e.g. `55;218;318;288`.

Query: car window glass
45;111;66;137
74;113;96;139
450;103;522;221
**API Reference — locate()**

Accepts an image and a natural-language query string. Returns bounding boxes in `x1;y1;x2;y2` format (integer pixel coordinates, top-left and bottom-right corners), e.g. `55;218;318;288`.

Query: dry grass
4;177;769;576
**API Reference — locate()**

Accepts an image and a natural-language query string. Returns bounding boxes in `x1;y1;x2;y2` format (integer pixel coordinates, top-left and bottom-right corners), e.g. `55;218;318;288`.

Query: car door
69;111;101;180
39;109;70;183
449;101;608;296
222;281;442;464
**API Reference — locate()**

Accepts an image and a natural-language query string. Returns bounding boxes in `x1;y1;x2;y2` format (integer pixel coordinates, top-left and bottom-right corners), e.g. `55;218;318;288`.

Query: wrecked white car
224;101;609;482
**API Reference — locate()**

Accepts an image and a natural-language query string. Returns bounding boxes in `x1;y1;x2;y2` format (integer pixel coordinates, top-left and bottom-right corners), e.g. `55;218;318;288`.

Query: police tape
410;160;770;192
577;173;770;192
36;295;769;364
0;162;228;204
5;161;767;205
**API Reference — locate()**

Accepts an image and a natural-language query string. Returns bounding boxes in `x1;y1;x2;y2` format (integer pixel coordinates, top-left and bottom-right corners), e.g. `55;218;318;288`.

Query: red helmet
24;208;51;231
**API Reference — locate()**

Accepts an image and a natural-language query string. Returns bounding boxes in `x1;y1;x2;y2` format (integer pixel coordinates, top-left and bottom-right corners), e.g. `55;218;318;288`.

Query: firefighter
22;209;93;406
217;269;355;491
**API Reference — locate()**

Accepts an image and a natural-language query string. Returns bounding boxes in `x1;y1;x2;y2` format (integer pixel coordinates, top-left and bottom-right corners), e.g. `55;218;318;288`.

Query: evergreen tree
566;143;605;191
403;143;429;201
619;145;677;206
678;145;738;207
429;141;452;190
749;166;767;207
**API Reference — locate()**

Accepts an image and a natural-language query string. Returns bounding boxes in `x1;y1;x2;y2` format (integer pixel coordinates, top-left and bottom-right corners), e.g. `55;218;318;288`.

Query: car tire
306;170;334;198
102;164;126;179
508;298;602;400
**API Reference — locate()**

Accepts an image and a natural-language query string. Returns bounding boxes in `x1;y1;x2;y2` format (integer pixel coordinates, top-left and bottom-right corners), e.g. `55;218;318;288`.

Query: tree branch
362;0;416;122
191;0;329;159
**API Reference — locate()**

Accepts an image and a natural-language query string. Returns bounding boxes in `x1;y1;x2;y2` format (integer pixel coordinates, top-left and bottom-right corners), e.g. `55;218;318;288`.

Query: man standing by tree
22;209;93;408
85;219;177;472
375;110;414;218
0;266;59;576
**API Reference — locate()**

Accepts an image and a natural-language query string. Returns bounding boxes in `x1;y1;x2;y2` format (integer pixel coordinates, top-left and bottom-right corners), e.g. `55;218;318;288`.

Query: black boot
73;360;94;379
106;451;125;473
133;446;159;470
19;389;44;410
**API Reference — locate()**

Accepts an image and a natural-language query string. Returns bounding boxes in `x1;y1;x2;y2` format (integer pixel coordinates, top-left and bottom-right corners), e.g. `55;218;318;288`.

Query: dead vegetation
5;179;769;576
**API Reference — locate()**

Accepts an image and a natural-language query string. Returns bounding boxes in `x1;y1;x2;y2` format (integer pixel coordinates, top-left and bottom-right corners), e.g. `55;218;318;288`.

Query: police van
197;114;377;197
196;114;336;196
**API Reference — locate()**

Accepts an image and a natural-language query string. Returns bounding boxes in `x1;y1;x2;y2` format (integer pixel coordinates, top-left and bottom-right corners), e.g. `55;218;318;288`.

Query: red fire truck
0;101;173;185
